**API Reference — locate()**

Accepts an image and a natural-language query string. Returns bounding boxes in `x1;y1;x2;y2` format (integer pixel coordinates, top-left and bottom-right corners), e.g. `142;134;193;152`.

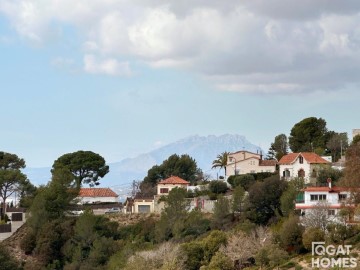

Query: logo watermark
312;242;358;268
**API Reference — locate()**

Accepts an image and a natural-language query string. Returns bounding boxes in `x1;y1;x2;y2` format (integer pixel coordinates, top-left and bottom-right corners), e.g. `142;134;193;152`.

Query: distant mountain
23;134;263;201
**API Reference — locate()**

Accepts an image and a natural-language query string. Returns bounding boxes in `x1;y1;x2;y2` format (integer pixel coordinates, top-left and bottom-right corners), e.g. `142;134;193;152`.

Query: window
328;210;335;216
235;169;240;175
310;194;327;201
299;156;304;164
250;170;255;173
298;169;305;178
283;169;290;178
229;157;234;162
339;194;347;201
138;205;150;213
160;188;169;194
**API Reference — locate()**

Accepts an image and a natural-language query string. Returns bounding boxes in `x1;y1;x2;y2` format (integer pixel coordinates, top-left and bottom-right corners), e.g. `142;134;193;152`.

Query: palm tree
212;152;229;177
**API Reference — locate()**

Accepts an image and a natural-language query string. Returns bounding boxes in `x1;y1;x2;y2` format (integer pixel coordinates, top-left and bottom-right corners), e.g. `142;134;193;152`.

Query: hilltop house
157;176;190;194
295;181;357;224
131;176;190;213
225;150;277;178
278;152;330;183
77;188;118;204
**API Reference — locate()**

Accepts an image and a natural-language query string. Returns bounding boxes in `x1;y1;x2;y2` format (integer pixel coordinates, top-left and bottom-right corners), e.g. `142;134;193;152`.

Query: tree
247;175;287;225
231;185;245;214
280;178;304;217
29;166;78;232
181;230;227;270
143;154;202;186
208;180;228;194
212;195;231;229
289;117;330;153
278;216;304;253
221;227;271;268
302;202;333;231
352;134;360;145
326;132;348;161
316;167;343;185
63;211;118;269
0;151;27;218
203;252;233;270
227;174;255;191
52;150;109;188
267;134;288;161
340;139;360;203
18;178;37;208
212;152;229;177
156;187;189;241
302;228;325;250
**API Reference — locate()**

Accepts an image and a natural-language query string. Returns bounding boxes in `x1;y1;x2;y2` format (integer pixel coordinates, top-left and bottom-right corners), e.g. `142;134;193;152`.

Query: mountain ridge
23;134;263;200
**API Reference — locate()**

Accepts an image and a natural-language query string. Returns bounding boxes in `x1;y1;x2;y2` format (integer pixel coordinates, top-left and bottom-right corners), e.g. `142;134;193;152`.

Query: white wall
157;183;187;195
279;159;311;182
78;196;118;204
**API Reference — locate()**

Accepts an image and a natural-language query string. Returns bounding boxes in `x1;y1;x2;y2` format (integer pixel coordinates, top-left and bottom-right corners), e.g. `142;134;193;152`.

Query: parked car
105;207;120;214
68;209;84;216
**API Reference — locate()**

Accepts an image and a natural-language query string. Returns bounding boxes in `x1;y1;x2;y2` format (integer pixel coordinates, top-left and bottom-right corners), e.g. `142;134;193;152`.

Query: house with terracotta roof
130;176;191;213
278;152;330;183
295;181;357;224
157;176;190;195
77;188;118;204
225;150;277;178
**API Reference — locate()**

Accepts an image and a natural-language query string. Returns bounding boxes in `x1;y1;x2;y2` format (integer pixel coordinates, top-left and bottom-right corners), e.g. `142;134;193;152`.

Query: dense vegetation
2;118;360;269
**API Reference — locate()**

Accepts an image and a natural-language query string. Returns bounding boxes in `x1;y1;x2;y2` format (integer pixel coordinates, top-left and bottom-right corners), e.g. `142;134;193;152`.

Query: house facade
131;176;190;214
295;183;356;224
278;152;330;183
77;188;118;204
132;196;155;213
225;151;277;178
157;176;190;195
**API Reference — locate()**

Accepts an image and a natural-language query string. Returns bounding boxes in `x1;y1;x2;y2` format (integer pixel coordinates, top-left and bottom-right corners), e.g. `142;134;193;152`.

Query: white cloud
1;0;360;93
83;54;131;76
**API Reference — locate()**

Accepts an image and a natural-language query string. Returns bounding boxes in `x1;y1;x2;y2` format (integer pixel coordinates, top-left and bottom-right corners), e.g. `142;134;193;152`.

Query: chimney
260;151;263;160
327;178;332;189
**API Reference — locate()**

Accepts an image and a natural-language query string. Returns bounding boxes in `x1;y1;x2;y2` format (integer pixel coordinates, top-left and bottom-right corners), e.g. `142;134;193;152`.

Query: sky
1;0;360;168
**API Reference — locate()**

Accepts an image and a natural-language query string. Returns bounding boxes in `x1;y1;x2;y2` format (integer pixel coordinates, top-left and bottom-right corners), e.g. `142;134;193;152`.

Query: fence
0;223;11;233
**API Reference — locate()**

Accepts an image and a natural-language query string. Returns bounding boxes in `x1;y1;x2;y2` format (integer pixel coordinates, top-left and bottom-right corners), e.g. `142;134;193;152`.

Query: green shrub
227;174;255;190
20;227;37;255
0;244;21;270
208;181;228;194
181;230;227;270
203;251;233;270
302;227;325;250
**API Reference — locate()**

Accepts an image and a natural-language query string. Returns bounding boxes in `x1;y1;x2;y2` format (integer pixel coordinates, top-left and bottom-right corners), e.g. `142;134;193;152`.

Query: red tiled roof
278;152;329;165
79;188;118;197
259;159;277;166
302;186;349;192
158;176;190;185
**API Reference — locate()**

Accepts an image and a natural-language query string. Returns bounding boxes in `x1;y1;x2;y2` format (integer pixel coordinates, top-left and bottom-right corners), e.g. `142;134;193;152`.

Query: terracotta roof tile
259;159;277;166
79;188;118;197
158;176;190;185
278;152;329;165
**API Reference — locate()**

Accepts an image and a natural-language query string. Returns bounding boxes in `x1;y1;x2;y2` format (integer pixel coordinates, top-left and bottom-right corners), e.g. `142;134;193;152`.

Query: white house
132;176;191;213
278;152;330;183
77;188;118;204
225;151;277;178
295;182;356;224
157;176;190;195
